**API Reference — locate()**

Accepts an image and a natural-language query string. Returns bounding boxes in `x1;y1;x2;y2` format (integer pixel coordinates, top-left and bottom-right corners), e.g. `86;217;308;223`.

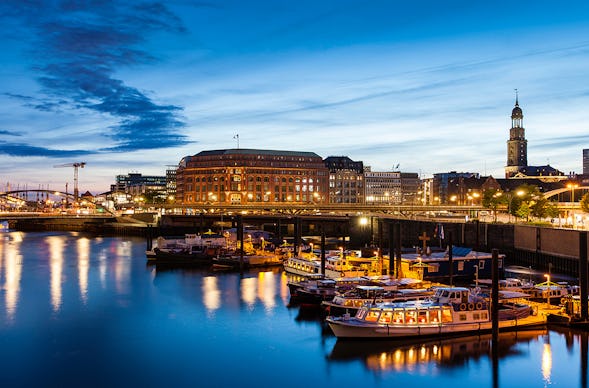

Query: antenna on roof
233;133;240;149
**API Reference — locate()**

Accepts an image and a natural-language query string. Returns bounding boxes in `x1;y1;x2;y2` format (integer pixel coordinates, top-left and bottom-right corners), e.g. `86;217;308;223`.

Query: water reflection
329;329;549;372
47;235;65;313
542;335;552;385
241;276;257;310
77;238;90;304
203;276;221;315
257;271;276;313
1;232;23;321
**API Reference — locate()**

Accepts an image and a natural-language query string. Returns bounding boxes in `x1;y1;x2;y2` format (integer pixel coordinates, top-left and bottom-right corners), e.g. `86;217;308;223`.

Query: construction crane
53;162;86;203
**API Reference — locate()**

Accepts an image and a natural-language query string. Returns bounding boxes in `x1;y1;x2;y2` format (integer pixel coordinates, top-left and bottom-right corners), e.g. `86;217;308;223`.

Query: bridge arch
543;186;589;201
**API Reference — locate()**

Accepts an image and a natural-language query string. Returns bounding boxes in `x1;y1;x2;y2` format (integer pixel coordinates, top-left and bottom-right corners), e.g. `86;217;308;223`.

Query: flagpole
234;134;239;149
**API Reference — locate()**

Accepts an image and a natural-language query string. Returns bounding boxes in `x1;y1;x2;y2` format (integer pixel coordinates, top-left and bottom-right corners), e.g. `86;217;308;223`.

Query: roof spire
514;88;519;106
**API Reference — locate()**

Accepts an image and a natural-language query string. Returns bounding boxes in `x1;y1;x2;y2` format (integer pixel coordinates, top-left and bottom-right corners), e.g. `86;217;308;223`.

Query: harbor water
0;231;588;387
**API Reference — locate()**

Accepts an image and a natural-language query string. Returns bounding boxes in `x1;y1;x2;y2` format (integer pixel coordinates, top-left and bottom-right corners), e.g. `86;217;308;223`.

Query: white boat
322;285;434;316
527;280;574;303
326;286;545;339
146;232;226;262
283;252;382;279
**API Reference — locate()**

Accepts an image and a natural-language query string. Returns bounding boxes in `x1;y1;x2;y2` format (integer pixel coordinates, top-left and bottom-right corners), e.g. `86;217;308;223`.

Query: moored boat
146;232;225;265
322;285;434;316
326;286;544;339
283;251;382;279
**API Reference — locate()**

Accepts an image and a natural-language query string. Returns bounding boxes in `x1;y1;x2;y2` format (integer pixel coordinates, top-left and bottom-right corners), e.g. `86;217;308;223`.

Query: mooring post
237;214;244;272
293;217;300;257
448;231;453;287
146;224;152;251
395;222;402;278
321;224;326;277
492;248;499;342
388;221;395;277
580;231;588;321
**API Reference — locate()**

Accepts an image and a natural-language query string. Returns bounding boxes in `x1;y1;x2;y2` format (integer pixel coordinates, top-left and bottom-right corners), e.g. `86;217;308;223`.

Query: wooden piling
237;215;244;272
580;231;588;321
321;225;326;277
448;231;453;287
491;248;499;342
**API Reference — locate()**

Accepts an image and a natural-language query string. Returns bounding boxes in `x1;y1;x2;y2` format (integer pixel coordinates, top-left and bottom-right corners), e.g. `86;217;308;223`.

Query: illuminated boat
322;285;434;316
326;286;545;339
283;252;382;279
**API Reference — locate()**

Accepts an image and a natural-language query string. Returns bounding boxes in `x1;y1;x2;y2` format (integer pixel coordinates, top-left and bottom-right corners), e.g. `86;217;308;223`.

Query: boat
322;285;434;316
287;275;369;305
326;286;544;339
211;251;284;271
146;232;225;265
283;251;382;279
526;280;577;303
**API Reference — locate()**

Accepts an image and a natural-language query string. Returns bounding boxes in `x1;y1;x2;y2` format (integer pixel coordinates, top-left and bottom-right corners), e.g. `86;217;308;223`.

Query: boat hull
326;315;546;339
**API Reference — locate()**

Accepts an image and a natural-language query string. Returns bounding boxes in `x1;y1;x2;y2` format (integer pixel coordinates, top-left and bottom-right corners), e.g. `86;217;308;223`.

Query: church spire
515;88;519;106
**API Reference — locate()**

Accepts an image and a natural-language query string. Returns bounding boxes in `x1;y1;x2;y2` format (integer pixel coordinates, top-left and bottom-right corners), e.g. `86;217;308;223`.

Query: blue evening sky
1;0;588;193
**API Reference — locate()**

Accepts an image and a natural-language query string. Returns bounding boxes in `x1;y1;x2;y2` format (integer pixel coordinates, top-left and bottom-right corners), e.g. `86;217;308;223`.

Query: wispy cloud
0;141;94;157
1;0;191;153
0;129;21;136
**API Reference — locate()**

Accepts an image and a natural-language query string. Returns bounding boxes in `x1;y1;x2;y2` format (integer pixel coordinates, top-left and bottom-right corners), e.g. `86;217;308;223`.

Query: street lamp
567;183;579;202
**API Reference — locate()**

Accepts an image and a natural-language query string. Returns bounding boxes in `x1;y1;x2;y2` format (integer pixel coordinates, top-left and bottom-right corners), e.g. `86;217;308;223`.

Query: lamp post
567;183;579;202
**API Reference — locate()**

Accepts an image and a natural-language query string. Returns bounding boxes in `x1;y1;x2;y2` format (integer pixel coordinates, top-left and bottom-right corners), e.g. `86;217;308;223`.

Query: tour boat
326;286;544;339
283;252;382;279
322;285;434;316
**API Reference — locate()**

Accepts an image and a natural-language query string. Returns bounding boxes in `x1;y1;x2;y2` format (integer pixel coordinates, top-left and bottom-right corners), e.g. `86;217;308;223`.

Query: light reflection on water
0;231;587;388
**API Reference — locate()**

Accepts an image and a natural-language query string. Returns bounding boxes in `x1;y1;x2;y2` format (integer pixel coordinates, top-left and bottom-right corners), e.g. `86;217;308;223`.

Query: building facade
176;149;329;205
323;156;364;204
400;172;420;204
432;171;480;204
505;94;528;178
364;169;402;204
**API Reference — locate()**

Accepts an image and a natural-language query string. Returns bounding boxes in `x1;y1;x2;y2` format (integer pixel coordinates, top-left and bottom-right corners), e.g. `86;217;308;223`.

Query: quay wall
5;214;588;277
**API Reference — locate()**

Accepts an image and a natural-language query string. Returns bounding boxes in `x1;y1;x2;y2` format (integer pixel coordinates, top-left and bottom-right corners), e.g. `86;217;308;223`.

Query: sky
1;0;589;194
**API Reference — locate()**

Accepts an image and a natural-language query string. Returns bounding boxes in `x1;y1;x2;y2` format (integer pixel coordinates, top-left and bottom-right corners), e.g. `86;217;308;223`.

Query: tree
516;201;531;221
581;193;589;213
545;202;560;219
530;197;550;220
482;189;502;222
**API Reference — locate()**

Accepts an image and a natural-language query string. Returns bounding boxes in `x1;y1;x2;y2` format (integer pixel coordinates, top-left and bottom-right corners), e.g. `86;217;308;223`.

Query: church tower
505;91;528;178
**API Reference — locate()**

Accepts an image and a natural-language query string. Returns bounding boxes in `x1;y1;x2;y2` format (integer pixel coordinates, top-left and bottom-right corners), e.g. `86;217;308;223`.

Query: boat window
378;311;393;324
473;313;480;320
481;312;488;320
365;310;380;322
418;310;428;323
458;313;467;321
357;309;366;319
392;310;404;324
441;307;453;323
405;309;417;324
429;308;440;323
